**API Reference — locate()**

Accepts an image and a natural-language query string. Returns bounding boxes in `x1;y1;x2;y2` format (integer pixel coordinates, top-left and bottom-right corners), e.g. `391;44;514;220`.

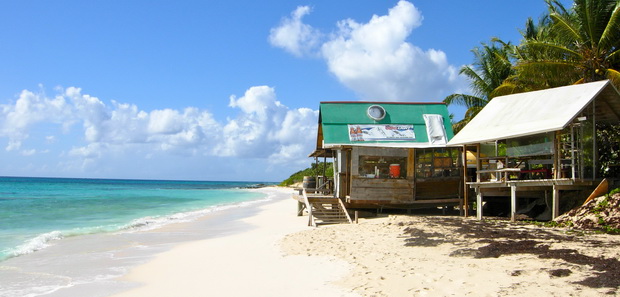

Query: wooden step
301;189;352;227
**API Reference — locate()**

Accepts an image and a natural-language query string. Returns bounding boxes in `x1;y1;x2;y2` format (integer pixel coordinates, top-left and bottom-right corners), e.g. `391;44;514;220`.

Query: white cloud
6;139;22;152
229;85;282;119
268;6;321;57
148;109;183;135
65;87;109;142
0;89;72;151
21;149;36;156
219;86;318;163
69;143;105;159
0;85;319;178
271;0;465;102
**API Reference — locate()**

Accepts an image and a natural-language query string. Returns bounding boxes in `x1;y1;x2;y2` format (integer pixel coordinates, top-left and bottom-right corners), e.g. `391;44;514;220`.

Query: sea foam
119;195;273;233
5;231;64;259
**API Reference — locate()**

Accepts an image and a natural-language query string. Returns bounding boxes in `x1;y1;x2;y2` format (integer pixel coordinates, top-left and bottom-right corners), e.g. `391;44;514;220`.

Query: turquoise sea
0;176;277;297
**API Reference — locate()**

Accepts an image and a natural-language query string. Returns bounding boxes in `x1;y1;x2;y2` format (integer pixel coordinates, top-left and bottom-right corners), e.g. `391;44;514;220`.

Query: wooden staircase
302;190;352;227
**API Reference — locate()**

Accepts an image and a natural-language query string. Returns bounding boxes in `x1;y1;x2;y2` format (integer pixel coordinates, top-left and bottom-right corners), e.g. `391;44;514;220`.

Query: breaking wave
1;193;272;261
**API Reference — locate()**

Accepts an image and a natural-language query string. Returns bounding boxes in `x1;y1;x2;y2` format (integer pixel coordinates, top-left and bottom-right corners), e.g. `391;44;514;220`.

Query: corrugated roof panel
449;80;618;145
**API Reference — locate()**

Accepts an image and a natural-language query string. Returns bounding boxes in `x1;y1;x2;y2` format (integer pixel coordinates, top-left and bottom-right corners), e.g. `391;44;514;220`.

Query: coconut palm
443;41;514;132
505;0;620;177
493;15;555;95
511;0;620;89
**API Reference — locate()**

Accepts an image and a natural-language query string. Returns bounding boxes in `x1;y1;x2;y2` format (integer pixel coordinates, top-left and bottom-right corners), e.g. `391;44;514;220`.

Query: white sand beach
111;187;620;297
110;187;359;297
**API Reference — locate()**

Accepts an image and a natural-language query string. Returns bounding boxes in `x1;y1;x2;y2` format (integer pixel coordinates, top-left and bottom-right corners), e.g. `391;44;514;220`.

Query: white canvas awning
448;80;620;145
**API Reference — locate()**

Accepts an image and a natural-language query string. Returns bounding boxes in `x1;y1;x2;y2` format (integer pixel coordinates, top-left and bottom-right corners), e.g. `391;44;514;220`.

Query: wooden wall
415;177;461;200
350;177;414;203
341;146;462;206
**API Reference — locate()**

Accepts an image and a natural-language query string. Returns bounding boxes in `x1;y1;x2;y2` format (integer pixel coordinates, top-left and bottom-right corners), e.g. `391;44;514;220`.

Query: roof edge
324;142;459;149
320;101;446;105
448;127;562;146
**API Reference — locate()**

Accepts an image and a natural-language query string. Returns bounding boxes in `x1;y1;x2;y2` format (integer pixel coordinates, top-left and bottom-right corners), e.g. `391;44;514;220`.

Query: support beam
462;145;468;217
552;185;560;219
554;132;560;179
476;187;483;220
510;184;517;222
476;144;481;183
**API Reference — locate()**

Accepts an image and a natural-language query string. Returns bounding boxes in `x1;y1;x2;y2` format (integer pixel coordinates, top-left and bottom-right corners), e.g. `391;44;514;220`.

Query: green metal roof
318;102;454;148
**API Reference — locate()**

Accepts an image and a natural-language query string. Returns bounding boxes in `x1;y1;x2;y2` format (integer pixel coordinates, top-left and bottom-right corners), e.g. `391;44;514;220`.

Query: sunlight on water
0;177;271;261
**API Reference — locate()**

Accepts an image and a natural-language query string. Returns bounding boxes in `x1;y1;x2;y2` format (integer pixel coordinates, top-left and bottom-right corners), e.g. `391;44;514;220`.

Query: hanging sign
348;124;415;142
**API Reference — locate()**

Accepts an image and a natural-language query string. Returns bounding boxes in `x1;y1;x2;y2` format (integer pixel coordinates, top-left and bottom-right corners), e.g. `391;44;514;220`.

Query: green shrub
279;162;333;187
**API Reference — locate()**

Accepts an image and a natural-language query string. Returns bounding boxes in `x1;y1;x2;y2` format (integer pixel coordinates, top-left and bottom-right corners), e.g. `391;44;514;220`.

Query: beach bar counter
311;101;463;211
448;80;620;221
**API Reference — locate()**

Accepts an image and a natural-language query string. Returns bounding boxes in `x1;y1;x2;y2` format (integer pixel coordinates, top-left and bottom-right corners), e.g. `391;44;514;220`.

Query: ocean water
0;177;277;297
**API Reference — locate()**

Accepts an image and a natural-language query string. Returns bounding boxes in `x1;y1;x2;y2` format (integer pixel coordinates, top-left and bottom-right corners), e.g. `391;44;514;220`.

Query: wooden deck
467;178;597;221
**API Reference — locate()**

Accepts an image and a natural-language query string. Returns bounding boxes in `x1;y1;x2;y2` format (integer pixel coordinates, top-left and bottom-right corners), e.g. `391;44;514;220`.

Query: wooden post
314;156;319;187
552;185;560;219
408;149;415;202
346;149;352;197
355;211;359;224
554;132;561;179
476;187;483;220
412;149;417;201
303;189;314;227
476;144;481;182
510;184;517;222
462;145;468;217
297;201;304;216
592;99;597;180
407;149;415;178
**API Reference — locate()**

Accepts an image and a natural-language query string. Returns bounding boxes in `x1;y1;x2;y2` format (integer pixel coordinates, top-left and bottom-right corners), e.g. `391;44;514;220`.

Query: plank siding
415;178;460;200
350;177;414;203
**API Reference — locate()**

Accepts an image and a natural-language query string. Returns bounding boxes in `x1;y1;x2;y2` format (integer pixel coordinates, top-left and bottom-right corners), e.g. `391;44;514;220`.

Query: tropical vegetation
447;0;620;120
444;0;620;176
443;40;514;132
280;162;333;187
506;0;620;92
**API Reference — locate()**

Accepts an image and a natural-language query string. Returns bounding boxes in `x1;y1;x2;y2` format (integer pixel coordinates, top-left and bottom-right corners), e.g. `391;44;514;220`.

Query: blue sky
0;0;562;181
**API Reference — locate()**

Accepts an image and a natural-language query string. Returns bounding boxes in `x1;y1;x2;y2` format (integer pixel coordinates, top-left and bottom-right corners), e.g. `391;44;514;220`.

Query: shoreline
2;186;336;297
4;186;618;296
109;186;358;297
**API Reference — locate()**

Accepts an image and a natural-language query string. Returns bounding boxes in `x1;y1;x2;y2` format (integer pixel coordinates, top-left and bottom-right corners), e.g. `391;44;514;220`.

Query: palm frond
599;1;620;49
549;12;583;42
519;40;583;60
606;68;620;89
491;81;519;97
443;94;487;109
607;48;620;64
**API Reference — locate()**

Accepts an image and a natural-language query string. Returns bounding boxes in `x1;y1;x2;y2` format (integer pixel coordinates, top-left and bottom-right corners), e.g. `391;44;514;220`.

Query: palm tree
493;15;555;95
507;0;620;177
511;0;620;89
443;41;514;132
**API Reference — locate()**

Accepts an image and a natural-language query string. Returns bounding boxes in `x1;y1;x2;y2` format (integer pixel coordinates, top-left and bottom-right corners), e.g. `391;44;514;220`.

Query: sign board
348;125;415;142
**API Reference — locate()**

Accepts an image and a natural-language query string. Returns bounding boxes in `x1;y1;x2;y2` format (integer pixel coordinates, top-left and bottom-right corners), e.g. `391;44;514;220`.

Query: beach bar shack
448;80;620;221
311;101;463;211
